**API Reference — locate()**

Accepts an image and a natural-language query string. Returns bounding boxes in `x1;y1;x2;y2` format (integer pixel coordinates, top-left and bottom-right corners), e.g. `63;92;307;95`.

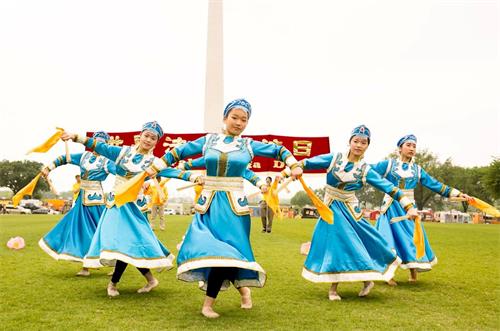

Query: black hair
349;135;371;145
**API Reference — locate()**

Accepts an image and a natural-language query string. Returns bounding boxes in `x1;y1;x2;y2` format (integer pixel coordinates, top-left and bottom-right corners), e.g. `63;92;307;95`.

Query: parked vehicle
164;208;176;215
32;207;50;214
23;203;42;212
301;205;319;219
5;205;32;214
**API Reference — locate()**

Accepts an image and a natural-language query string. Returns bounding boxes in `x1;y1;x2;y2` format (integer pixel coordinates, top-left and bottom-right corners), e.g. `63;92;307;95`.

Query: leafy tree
0;160;49;198
482;158;500;201
290;191;311;207
357;185;385;209
449;166;491;212
314;187;325;199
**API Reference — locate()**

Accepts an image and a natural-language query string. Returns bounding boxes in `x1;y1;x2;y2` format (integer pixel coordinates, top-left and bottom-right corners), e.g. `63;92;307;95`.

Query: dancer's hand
407;207;419;220
291;166;303;180
61;131;76;141
194;175;205;185
459;193;473;203
145;167;157;177
41;167;50;178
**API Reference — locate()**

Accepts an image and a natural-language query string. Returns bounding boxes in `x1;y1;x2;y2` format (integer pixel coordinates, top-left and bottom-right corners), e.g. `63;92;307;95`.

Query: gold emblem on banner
108;136;124;146
163;136;187;153
262;138;283;145
293;140;312;156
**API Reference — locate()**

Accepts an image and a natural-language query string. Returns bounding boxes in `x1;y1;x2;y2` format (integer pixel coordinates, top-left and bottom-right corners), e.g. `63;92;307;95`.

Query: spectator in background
147;178;169;231
259;176;274;233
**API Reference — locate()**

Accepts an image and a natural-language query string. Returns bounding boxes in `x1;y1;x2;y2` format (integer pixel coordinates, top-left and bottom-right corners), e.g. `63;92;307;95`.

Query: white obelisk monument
203;0;224;132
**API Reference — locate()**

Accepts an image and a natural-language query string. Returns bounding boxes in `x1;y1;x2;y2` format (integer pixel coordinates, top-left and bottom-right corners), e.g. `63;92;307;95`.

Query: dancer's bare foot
358;281;374;297
239;287;252;309
328;283;341;301
328;291;342;301
107;282;119;297
137;278;159;293
76;268;90;277
201;296;219;318
386;279;398;286
201;306;220;318
409;268;418;283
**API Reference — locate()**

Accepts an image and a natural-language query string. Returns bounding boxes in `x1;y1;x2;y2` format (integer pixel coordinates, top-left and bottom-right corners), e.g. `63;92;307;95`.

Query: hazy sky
0;0;498;195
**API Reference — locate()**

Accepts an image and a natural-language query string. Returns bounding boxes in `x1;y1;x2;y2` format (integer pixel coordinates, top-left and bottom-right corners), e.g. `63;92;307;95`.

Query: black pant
206;267;238;299
111;260;150;284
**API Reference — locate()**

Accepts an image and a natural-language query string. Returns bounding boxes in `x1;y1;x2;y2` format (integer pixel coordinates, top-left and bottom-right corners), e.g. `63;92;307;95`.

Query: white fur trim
399;196;413;209
83;251;175;272
177;258;267;288
285;155;299;168
302;257;401;283
153;157;167;171
281;167;292;178
75;134;87;144
399;257;438;272
449;188;461;198
177;258;265;274
38;238;83;263
189;173;202;183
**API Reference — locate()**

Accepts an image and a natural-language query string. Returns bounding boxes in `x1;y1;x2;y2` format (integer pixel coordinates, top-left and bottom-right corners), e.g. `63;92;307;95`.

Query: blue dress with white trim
77;137;195;271
38;152;116;262
159;133;298;290
372;158;461;271
300;152;413;283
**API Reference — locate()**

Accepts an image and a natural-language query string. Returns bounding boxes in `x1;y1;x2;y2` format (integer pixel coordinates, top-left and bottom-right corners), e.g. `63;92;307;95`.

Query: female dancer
373;134;471;283
149;99;302;318
61;122;200;297
39;131;115;276
298;125;418;301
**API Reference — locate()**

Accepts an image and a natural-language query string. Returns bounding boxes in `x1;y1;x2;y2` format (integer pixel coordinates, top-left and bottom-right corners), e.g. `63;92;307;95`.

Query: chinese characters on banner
87;132;330;173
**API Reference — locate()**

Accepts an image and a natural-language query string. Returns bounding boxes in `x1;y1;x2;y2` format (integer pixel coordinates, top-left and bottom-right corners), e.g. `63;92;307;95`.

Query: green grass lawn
1;215;499;330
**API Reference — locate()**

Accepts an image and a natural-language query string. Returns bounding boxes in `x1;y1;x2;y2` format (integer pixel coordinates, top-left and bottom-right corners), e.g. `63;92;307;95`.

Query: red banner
87;132;330;173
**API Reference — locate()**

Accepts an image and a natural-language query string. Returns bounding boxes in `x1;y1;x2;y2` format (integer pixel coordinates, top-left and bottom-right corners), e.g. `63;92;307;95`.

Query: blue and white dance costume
181;156;264;187
75;124;198;271
372;134;462;271
39;132;116;263
156;101;299;290
176;156;265;249
300;127;414;283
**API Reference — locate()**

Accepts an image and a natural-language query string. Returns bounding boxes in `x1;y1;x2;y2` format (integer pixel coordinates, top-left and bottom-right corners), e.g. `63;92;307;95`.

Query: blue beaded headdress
223;98;252;118
92;131;110;142
350;125;371;140
142;121;164;138
397;134;417;147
